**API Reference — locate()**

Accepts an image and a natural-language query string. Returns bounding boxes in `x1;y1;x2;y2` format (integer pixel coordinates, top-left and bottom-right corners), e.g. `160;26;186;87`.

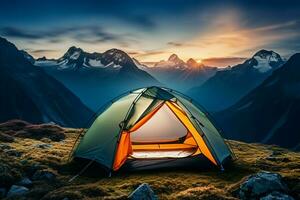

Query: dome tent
72;86;234;172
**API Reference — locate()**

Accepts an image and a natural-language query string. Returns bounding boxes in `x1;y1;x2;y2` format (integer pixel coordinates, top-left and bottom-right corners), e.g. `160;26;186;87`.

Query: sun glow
196;59;202;63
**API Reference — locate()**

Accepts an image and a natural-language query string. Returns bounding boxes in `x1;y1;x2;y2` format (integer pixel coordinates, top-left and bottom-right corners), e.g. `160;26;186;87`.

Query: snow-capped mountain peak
34;47;141;71
62;46;83;60
101;49;132;65
168;54;185;65
251;50;283;73
186;58;204;68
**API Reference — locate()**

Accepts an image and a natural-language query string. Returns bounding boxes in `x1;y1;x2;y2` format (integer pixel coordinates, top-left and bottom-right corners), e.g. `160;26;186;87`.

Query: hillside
0;37;93;128
188;50;284;111
0;120;299;199
215;53;300;151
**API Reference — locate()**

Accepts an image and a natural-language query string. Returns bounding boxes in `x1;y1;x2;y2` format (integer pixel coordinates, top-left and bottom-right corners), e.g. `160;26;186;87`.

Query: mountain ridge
0;37;93;127
33;46;160;111
187;49;284;111
144;53;218;91
215;53;300;150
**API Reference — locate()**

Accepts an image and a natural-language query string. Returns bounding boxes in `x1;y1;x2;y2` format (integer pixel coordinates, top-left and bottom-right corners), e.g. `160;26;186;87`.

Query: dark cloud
167;42;184;47
0;26;126;44
0;27;44;39
29;49;58;53
167;42;200;47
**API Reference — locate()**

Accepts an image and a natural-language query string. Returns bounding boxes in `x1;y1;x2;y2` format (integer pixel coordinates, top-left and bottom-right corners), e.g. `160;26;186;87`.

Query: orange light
196;59;202;64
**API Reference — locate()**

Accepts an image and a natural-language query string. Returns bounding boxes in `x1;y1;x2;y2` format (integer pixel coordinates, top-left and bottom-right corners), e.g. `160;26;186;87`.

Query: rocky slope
0;37;93;128
0;120;299;200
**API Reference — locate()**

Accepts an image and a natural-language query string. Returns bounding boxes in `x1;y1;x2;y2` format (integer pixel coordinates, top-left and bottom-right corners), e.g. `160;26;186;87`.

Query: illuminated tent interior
72;86;234;172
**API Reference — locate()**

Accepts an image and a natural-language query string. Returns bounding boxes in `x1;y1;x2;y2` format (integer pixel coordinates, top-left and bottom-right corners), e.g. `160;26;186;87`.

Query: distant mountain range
188;50;284;111
141;54;218;91
215;53;300;150
0;36;299;150
34;47;160;111
0;37;93;127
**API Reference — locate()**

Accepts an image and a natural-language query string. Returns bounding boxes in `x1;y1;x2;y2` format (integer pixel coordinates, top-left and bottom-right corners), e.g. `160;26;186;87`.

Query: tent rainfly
72;86;234;172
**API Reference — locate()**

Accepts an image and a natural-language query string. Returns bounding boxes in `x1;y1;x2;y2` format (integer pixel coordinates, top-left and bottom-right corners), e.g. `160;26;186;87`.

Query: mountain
143;54;218;91
215;53;300;150
20;50;35;64
188;50;284;111
34;47;160;111
0;37;93;127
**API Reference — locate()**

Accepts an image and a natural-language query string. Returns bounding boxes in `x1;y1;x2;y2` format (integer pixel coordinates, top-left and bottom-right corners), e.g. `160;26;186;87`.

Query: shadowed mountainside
215;53;300;151
188;50;284;112
0;37;93;128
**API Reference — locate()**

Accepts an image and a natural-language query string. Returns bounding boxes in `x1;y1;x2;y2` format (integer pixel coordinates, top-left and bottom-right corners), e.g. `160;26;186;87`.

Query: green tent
72;86;234;171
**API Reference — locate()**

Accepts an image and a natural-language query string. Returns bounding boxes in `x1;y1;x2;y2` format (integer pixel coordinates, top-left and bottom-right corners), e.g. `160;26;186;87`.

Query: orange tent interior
113;101;217;171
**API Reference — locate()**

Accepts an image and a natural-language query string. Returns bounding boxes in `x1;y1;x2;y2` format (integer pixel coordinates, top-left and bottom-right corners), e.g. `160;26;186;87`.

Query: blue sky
0;0;300;66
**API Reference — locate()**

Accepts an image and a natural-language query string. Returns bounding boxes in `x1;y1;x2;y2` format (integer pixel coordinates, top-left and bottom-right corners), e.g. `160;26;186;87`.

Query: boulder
0;164;21;187
34;143;52;149
4;149;22;157
260;191;294;200
0;143;11;150
25;163;45;177
128;183;158;200
0;188;6;198
239;171;289;200
17;177;33;187
7;185;29;197
32;170;56;181
266;156;290;162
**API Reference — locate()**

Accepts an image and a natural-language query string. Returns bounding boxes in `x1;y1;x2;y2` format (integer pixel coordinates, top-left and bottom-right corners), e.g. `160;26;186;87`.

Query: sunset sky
1;0;300;67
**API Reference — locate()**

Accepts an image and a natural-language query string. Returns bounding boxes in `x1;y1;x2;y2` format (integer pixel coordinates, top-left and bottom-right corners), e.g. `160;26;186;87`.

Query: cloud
134;50;168;59
29;49;58;54
167;42;201;47
0;26;128;44
202;57;247;67
0;27;45;39
167;42;184;47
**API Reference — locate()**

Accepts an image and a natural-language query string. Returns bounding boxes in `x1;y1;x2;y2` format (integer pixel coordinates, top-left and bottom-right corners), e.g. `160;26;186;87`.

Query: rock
0;143;11;150
0;132;15;142
0;164;21;187
34;143;52;149
239;171;289;200
25;163;45;177
4;149;22;157
7;185;29;197
17;177;33;187
32;170;56;181
266;156;290;162
260;191;294;200
128;183;158;200
0;188;6;198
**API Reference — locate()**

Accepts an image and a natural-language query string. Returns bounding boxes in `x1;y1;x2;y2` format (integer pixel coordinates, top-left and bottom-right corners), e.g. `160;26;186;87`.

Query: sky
0;0;300;67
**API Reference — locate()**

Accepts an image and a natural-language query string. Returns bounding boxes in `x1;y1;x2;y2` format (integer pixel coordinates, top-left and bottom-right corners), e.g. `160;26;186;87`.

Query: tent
72;86;234;172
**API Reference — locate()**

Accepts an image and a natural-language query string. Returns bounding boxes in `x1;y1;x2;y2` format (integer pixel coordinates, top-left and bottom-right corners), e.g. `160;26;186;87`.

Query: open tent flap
113;101;218;171
171;93;232;164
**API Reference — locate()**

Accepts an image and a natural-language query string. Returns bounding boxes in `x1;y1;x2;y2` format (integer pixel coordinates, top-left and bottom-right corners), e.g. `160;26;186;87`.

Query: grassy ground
0;120;299;199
